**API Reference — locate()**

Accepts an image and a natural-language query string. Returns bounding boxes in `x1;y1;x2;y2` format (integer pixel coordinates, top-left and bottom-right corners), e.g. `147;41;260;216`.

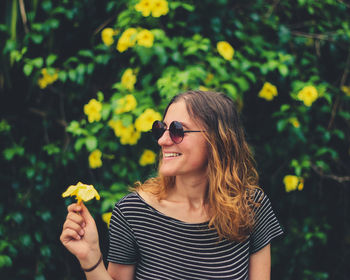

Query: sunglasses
151;120;204;144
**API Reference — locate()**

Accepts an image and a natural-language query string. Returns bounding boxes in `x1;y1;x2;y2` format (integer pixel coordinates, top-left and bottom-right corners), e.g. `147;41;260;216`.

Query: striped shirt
107;191;283;279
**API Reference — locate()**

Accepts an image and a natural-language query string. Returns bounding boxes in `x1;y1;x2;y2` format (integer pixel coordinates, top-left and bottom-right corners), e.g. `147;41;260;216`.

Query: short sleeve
249;190;283;254
107;203;139;264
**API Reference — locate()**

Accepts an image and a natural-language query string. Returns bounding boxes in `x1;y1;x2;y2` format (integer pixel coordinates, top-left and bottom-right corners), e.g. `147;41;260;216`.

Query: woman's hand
60;202;101;266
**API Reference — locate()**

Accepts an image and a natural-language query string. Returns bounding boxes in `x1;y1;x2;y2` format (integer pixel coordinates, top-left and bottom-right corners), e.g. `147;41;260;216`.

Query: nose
158;130;173;146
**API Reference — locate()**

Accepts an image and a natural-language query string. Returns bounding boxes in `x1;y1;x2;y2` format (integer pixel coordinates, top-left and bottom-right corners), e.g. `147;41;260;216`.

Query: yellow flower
38;68;59;89
116;28;137;52
289;117;300;128
135;0;154;17
109;120;141;145
120;125;141;145
135;108;162;132
151;0;169;17
341;86;350;97
135;0;169;17
283;175;304;192
139;149;157;166
102;212;112;227
101;28;116;46
217;41;235;61
137;29;154;48
258;82;278;101
297;85;318;107
198;86;209;91
89;149;102;169
62;181;100;204
115;94;137;114
121;69;137;91
84;99;102;123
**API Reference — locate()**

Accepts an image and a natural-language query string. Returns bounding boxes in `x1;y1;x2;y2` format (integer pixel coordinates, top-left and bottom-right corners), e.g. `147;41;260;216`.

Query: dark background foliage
1;0;349;279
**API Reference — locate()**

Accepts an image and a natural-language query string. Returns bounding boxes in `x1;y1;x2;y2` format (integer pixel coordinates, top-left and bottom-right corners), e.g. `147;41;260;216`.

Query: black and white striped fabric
107;190;283;280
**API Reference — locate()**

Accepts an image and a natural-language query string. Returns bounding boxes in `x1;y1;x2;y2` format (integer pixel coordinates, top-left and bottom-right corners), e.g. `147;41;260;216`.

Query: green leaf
46;54;57;66
31;33;44;44
74;138;86;151
0;255;12;268
23;64;33;76
278;64;288;76
85;136;98;151
3;145;25;160
32;57;44;68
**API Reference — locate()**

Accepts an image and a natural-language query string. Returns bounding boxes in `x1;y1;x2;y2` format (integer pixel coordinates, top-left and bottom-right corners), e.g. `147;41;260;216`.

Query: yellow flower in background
116;28;138;52
102;212;112;227
135;0;169;17
297;85;318;106
139;149;157;166
108;119;123;137
62;182;100;204
120;125;141;145
258;82;278;101
137;29;154;48
135;108;162;132
84;99;102;123
289;117;300;128
341;86;350;97
198;86;209;91
115;94;137;114
89;149;102;169
108;120;141;145
135;0;154;17
217;41;235;61
38;68;59;89
121;69;137;90
101;28;116;46
151;0;169;17
283;175;304;192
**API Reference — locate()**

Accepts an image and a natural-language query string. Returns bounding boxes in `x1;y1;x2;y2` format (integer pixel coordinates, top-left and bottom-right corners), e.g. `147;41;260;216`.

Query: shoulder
114;192;144;212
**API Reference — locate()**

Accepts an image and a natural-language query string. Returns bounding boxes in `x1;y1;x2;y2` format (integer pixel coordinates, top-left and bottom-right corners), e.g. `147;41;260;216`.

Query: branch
19;0;29;33
327;49;350;129
311;163;350;183
28;107;68;128
93;16;116;36
290;31;337;42
265;0;280;19
337;0;350;8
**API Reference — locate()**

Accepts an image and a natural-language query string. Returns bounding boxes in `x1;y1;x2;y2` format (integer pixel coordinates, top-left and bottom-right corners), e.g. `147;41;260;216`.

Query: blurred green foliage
1;0;349;279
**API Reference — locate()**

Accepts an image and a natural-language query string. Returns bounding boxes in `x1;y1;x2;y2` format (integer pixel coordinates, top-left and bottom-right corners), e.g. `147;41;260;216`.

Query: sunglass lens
152;121;166;140
170;121;184;144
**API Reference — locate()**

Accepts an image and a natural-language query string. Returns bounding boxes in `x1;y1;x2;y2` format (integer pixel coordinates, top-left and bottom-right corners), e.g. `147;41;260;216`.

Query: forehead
163;100;191;124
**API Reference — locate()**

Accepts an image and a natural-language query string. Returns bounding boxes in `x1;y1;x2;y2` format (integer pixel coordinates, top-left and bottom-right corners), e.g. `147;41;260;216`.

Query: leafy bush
1;0;349;279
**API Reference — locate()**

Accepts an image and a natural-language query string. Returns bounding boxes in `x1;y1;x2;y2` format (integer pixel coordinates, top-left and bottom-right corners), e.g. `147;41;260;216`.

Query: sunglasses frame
151;120;204;144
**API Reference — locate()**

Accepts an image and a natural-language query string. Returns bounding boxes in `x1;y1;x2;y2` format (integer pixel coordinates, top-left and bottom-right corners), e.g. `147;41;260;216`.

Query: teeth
164;153;181;158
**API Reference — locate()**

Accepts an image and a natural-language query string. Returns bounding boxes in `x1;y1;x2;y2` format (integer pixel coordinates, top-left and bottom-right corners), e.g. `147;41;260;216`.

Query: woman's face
158;100;208;178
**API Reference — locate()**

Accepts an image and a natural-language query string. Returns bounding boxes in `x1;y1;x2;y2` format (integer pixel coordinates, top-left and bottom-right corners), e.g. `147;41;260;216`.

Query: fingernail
82;222;86;228
80;229;84;235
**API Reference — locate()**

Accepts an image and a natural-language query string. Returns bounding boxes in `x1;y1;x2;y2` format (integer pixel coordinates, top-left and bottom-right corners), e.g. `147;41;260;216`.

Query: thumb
79;202;95;225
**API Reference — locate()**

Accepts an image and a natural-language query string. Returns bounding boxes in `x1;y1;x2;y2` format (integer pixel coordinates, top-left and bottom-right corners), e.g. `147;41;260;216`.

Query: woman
60;90;283;280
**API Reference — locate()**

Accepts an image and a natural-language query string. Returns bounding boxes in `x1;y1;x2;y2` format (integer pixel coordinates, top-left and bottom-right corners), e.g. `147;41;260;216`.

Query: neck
167;175;209;207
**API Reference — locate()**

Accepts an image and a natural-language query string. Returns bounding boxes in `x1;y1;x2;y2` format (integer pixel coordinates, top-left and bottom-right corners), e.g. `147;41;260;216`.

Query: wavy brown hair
135;90;261;242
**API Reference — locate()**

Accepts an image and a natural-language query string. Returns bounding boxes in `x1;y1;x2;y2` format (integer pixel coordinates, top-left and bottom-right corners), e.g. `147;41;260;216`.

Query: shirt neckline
133;191;210;226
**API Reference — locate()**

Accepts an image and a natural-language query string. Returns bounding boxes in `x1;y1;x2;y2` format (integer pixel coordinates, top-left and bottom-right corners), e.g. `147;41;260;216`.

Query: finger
67;212;85;227
67;203;82;213
63;220;85;236
79;202;95;224
60;228;82;243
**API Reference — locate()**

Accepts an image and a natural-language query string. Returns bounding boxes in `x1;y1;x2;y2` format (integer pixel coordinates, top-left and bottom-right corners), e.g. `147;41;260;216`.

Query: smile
164;152;182;158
